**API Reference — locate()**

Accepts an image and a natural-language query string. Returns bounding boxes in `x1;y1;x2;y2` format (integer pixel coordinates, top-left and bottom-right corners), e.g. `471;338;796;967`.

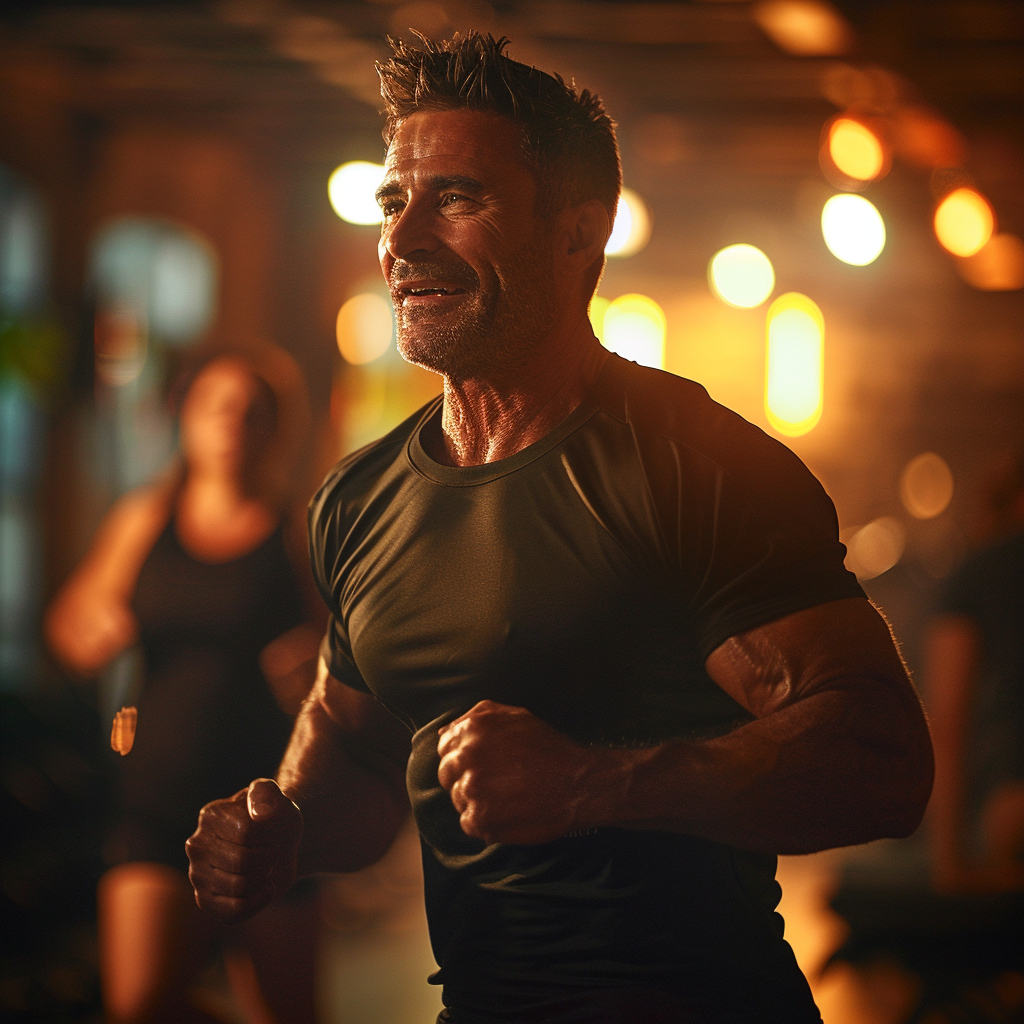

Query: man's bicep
314;658;411;767
704;596;912;719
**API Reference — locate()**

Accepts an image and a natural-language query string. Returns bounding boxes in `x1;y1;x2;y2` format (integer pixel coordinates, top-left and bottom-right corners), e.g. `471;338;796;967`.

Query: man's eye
381;201;403;217
440;193;467;207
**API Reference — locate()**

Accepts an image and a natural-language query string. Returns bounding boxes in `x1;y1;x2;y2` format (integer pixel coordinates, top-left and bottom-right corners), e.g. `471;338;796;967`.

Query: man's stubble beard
392;239;558;382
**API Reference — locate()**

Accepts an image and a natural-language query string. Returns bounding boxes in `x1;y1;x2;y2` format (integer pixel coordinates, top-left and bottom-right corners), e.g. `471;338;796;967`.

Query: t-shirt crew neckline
406;361;613;487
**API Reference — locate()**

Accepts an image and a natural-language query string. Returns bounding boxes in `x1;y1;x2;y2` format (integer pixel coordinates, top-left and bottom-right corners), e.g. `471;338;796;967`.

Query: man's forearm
576;679;933;855
277;692;409;875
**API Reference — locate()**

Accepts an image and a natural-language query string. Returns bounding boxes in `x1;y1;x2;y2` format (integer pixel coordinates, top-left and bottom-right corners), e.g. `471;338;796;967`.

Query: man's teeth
410;287;453;295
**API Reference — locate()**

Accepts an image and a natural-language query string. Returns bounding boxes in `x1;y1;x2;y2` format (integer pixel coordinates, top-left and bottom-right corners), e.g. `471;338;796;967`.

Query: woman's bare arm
45;486;171;675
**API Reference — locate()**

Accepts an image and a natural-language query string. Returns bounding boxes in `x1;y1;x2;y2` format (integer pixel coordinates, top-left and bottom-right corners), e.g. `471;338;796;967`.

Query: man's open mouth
400;284;469;300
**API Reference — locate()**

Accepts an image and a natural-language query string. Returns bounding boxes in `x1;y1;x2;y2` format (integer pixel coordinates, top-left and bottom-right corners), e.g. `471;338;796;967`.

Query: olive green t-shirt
309;353;862;1022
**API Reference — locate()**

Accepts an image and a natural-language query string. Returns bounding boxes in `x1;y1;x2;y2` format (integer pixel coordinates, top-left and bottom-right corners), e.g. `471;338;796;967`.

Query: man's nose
380;197;441;264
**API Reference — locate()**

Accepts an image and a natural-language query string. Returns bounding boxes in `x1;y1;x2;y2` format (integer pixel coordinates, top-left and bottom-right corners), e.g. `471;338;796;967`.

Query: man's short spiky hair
377;32;621;220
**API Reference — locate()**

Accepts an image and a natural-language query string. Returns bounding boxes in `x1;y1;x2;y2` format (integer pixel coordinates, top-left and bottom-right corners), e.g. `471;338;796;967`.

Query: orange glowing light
765;292;823;437
955;233;1024;291
900;453;953;520
844;517;905;580
753;0;853;56
336;292;393;365
934;188;994;258
828;118;884;182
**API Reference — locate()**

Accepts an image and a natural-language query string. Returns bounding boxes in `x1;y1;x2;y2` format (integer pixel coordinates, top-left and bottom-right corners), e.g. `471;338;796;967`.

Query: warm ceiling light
605;188;651;258
845;517;905;580
328;161;386;225
934;188;995;258
336;292;393;364
892;107;966;170
821;193;886;266
828;118;885;182
752;0;854;56
601;294;666;369
764;292;823;437
708;244;775;309
955;233;1024;291
589;295;610;344
900;453;953;520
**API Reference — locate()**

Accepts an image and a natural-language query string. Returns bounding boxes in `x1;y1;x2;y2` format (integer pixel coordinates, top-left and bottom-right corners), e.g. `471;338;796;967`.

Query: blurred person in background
45;346;323;1024
186;33;933;1024
927;451;1024;893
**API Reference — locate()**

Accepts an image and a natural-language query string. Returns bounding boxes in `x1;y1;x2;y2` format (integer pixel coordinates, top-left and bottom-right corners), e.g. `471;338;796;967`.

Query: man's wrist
571;745;653;832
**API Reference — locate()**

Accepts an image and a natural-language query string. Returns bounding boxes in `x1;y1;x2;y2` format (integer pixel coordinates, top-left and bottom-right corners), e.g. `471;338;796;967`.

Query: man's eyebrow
375;181;403;205
428;174;485;194
375;174;486;206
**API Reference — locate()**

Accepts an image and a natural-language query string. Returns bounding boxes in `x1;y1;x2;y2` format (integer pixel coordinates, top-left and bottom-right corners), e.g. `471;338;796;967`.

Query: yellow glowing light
602;294;665;369
605;188;651;258
955;233;1024;291
828;118;884;181
900;452;953;520
844;517;905;580
708;244;776;309
765;292;823;436
328;161;386;225
589;295;610;344
934;188;995;257
821;193;885;266
336;292;393;365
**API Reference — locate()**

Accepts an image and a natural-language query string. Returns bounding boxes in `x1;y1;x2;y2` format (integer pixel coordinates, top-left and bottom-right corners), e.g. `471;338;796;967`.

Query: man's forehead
384;109;531;177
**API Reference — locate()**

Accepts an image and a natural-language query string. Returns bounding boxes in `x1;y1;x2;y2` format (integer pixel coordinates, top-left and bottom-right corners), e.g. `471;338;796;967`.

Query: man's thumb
247;778;286;821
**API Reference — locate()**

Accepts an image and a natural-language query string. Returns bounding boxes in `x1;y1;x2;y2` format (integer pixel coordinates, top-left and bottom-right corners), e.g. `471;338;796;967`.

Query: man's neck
430;328;609;468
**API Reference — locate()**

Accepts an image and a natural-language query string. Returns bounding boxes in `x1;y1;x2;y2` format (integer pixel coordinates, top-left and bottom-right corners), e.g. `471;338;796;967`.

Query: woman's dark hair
377;32;621;221
166;342;310;505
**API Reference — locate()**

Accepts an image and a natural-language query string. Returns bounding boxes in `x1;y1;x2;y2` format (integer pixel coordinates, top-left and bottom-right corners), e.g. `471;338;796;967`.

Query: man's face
377;109;559;380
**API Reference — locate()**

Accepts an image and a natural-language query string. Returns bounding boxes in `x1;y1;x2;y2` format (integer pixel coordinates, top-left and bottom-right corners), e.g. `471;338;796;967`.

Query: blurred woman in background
46;345;322;1024
927;451;1024;893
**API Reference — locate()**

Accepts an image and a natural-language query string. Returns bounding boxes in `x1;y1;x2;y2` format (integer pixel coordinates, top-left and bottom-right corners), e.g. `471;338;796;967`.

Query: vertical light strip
765;292;824;436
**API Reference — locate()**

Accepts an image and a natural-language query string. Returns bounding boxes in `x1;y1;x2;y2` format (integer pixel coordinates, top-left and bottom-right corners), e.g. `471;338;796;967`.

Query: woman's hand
46;590;138;676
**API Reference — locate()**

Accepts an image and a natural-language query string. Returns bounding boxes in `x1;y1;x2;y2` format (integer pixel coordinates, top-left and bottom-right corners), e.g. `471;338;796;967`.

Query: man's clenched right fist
186;778;302;923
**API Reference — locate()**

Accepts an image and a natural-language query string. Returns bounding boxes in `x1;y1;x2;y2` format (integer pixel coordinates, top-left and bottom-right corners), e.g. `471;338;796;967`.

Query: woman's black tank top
105;520;305;871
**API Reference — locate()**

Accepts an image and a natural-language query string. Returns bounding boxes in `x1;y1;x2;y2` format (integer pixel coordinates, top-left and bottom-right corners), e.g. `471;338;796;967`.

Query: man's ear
563;200;611;264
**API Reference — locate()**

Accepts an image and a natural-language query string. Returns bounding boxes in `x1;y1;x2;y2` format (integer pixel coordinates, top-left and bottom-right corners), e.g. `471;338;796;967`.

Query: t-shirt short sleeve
319;615;371;693
631;392;864;660
696;452;862;657
308;463;373;695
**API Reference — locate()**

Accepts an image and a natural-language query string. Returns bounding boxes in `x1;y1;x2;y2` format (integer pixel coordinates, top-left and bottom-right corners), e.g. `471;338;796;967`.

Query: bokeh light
934;188;994;257
955;233;1024;291
821;193;886;266
605;188;651;258
328;161;386;225
601;294;665;369
589;295;610;344
765;292;823;436
828;118;885;182
336;292;393;365
708;244;775;308
900;452;954;519
845;517;906;580
752;0;853;56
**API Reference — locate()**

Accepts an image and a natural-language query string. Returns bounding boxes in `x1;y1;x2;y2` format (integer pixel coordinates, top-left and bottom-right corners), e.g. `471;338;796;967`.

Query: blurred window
88;218;219;494
0;166;52;688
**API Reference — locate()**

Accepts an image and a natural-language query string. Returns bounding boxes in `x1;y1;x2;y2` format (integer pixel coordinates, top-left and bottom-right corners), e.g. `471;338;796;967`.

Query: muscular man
187;33;933;1023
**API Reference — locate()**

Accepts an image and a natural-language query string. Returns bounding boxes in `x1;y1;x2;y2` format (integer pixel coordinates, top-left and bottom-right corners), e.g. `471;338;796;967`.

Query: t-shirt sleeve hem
698;582;868;662
318;629;372;695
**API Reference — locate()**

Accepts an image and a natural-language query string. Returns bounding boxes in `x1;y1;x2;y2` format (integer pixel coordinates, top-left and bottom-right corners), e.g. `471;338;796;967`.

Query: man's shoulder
595;355;809;484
